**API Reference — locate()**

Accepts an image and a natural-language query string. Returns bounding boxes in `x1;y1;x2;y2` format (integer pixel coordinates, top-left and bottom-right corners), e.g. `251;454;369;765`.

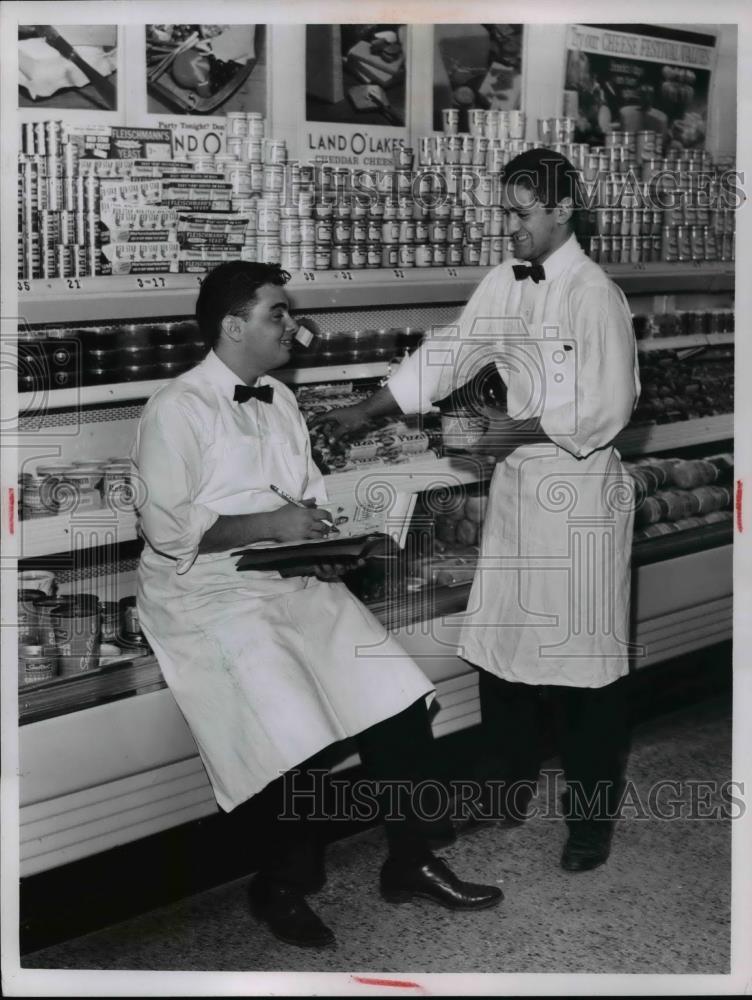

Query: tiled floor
23;695;731;975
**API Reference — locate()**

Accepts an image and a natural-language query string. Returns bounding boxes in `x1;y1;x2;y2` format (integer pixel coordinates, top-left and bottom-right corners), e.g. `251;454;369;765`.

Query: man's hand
267;503;336;542
308;402;372;445
311;557;367;582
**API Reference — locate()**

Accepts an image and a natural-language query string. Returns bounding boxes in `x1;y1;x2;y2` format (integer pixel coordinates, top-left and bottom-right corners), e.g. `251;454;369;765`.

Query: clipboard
233;532;401;576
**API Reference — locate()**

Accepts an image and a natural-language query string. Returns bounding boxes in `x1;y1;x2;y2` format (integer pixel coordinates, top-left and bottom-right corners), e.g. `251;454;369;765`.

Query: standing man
132;261;501;950
317;149;641;872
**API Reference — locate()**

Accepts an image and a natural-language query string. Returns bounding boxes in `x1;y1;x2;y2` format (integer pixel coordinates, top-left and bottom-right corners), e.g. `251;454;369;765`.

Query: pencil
269;484;336;530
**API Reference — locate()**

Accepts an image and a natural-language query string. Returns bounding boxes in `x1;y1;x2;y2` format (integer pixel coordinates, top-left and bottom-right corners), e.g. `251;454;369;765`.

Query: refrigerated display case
15;262;734;875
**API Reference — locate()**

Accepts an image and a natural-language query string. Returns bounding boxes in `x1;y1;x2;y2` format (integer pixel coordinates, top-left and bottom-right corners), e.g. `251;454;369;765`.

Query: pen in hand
269;483;338;532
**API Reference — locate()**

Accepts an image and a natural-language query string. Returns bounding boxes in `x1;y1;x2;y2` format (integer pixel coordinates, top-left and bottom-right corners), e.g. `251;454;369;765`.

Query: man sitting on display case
316;148;641;873
132;260;502;950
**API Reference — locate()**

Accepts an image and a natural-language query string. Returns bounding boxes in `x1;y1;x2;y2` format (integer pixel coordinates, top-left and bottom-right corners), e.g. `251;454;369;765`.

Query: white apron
388;236;641;688
134;354;434;812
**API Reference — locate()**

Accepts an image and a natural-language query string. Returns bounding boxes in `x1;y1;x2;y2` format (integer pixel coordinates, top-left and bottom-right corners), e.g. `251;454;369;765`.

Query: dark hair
502;147;587;238
196;261;291;349
503;147;584;209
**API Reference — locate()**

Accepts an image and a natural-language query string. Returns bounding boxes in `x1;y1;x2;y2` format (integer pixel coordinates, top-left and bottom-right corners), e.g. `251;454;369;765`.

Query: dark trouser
253;697;450;890
475;668;630;830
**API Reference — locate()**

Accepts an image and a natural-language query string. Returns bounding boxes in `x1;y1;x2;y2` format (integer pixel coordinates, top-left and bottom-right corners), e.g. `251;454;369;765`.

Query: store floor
23;691;732;975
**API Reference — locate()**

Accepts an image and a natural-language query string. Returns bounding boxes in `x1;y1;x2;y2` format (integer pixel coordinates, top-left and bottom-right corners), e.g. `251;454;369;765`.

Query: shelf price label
134;275;168;290
445;268;459;279
17;280;32;293
392;268;406;279
338;270;353;281
65;278;82;290
302;271;316;282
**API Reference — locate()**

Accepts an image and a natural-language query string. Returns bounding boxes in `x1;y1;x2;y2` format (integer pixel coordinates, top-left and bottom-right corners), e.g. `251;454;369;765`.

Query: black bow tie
513;263;546;283
233;384;274;404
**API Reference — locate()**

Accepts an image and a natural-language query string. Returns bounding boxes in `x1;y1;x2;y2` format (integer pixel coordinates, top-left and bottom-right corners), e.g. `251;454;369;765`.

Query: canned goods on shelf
397;243;416;268
280;245;301;271
381;243;399;268
441;108;460;135
257;238;281;264
332;244;350;269
226;111;249;138
366;244;381;268
463;242;481;266
314;245;331;270
333;217;352;243
415;244;433;267
19;642;58;685
446;243;463;267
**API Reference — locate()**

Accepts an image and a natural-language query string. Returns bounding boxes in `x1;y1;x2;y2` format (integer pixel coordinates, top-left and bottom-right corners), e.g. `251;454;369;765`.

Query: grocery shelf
18;380;169;413
322;452;496;499
16;262;735;326
17;414;732;558
18;362;392;413
17;583;474;724
19;654;162;725
637;333;734;352
18;332;734;414
19;523;734;724
18;454;494;559
16;268;489;325
615;413;733;456
601;261;734;295
18;508;138;560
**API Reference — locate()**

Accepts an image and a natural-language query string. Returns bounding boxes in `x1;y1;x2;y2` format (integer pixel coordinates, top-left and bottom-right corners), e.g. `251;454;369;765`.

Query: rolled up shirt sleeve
132;395;219;574
541;282;640;459
388;269;502;415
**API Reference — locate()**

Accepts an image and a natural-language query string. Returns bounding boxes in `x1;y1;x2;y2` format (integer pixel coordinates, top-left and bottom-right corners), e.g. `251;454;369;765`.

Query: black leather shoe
380;855;503;910
247;877;335;948
561;826;612;873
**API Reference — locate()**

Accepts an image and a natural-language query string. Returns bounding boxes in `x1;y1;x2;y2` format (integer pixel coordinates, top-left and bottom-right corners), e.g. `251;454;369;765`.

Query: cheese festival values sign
564;23;718;150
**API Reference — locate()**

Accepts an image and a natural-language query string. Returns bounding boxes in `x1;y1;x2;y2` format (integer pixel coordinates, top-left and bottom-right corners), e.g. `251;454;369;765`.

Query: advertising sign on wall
304;24;408;167
432;24;524;133
145;23;266;117
18;24;118;111
564;23;717;149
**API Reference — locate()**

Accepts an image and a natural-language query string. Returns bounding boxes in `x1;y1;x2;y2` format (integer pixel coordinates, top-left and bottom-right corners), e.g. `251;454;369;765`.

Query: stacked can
17;115;734;279
19;120;95;279
443;107;527;144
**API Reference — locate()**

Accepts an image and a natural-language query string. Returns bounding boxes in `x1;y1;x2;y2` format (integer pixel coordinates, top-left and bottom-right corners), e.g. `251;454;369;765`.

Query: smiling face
224;282;297;378
501;180;570;265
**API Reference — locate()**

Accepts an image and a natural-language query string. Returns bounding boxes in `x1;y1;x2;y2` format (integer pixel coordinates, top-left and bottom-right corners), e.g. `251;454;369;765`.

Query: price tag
339;270;353;281
392;268;406;279
445;267;459;279
135;275;167;290
17;280;32;293
302;271;316;282
65;277;82;290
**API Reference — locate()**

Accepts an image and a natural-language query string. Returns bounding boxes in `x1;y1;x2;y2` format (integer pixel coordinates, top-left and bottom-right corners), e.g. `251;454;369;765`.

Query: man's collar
201;350;268;394
515;233;583;282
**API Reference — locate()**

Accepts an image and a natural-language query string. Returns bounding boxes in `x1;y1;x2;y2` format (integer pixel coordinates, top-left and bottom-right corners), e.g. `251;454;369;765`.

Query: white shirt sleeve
541;281;640;459
387;269;502;414
133;394;220;575
298;407;329;506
